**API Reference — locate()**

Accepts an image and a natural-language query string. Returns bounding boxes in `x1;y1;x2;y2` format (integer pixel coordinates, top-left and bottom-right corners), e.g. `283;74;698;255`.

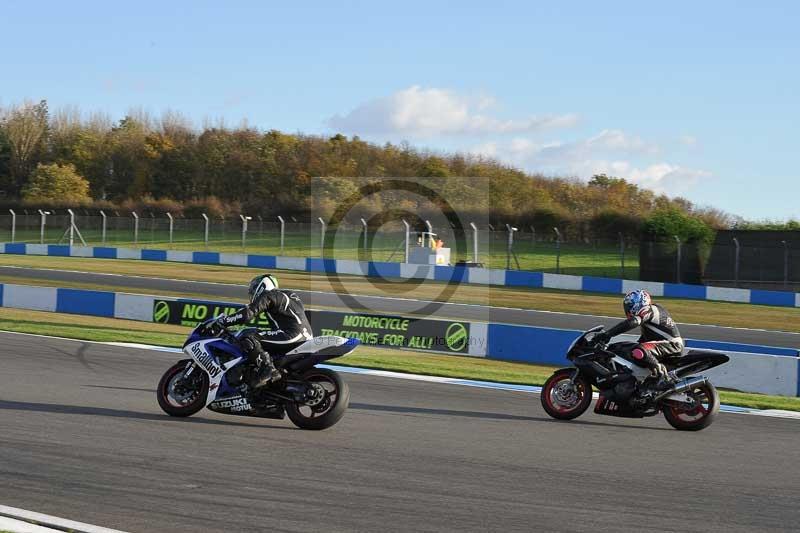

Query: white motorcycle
157;319;358;430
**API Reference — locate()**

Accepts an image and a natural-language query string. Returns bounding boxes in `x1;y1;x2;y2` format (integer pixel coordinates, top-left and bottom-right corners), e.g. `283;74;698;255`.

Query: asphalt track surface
1;265;799;349
2;332;800;532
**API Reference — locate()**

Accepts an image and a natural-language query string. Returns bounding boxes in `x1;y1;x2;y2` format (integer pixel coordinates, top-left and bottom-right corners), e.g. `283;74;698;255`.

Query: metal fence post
402;219;410;263
202;213;209;248
553;227;562;274
530;226;536;246
619;232;625;279
425;220;433;248
318;217;326;257
166;213;174;245
506;224;518;270
8;209;15;243
360;218;368;258
782;240;789;289
470;222;479;264
100;211;107;244
257;215;263;236
38;209;48;244
131;212;139;245
674;235;682;284
67;209;76;246
277;216;285;253
240;214;250;249
732;237;740;288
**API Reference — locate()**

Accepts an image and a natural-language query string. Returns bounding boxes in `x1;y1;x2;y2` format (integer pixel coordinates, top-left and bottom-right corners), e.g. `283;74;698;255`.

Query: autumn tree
2;100;49;195
21;162;91;204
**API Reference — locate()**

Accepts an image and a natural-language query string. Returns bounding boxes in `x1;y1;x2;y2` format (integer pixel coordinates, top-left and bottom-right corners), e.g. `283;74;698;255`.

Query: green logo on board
153;301;171;323
445;323;467;352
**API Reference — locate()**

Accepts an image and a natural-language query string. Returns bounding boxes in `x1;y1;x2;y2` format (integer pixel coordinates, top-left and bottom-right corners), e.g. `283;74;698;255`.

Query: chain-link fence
2;210;798;289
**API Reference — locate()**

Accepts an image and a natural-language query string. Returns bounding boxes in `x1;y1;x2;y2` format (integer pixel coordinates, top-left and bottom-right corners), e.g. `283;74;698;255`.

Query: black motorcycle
540;326;729;431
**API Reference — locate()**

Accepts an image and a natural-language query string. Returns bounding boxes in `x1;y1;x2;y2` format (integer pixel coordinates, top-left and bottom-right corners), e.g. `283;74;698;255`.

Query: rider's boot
248;351;282;390
653;364;677;391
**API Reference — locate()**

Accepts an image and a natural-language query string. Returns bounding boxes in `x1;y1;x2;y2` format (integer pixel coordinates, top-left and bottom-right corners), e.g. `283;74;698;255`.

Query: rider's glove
201;317;224;336
594;331;610;345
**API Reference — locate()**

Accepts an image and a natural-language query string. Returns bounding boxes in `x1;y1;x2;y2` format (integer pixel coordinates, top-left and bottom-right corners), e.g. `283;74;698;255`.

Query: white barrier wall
0;281;796;396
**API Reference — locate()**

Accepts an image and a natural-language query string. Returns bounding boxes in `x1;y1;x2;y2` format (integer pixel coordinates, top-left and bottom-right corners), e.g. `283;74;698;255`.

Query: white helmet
248;274;279;302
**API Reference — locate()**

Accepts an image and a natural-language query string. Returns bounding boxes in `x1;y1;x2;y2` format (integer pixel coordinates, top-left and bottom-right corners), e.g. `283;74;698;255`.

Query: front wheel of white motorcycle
157;360;209;417
286;368;350;430
662;381;719;431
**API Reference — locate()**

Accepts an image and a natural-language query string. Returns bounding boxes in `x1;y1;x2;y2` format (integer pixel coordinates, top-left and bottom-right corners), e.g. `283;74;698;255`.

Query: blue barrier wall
0;281;797;395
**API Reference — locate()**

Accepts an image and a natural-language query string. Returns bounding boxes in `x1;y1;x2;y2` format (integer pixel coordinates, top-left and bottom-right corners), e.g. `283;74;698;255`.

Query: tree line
0;100;744;242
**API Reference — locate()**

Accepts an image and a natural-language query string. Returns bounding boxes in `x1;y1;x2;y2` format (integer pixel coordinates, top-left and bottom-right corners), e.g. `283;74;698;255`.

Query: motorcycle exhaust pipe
653;376;708;402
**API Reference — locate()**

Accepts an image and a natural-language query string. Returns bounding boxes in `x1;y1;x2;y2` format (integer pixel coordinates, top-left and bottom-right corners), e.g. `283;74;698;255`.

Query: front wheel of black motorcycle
662;381;719;431
540;370;593;420
286;368;350;430
157;360;209;417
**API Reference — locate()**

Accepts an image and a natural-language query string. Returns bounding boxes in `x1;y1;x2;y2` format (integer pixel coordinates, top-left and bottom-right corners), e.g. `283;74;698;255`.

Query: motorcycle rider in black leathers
209;274;313;390
595;289;684;387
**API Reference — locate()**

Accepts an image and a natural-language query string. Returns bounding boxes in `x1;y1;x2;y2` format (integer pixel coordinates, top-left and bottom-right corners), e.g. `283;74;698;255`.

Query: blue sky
1;1;798;220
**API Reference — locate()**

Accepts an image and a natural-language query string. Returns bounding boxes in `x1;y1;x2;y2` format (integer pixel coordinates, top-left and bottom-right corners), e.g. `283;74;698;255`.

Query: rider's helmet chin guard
623;289;652;319
248;274;279;302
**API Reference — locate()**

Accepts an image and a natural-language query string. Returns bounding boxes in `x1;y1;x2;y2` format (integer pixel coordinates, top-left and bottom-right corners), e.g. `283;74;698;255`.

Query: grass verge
1;307;799;412
2;255;799;332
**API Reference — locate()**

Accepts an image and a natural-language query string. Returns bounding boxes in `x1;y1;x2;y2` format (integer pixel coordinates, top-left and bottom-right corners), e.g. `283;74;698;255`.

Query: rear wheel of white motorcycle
540;370;593;420
286;368;350;430
157;360;209;417
662;381;719;431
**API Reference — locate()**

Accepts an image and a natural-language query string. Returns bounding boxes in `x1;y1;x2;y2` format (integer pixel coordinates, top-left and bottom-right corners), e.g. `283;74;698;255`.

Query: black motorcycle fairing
662;351;729;377
278;344;355;373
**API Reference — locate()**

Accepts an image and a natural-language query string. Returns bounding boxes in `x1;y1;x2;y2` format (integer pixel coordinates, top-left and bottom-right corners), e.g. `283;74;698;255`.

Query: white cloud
328;86;578;137
471;130;709;195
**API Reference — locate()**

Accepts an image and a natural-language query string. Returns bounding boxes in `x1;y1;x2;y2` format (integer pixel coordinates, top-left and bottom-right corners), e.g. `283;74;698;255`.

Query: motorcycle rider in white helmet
209;274;313;390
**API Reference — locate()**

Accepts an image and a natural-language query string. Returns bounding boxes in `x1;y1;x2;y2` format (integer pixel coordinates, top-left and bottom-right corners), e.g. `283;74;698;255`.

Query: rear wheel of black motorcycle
286;368;350;430
157;360;209;417
540;370;593;420
662;381;719;431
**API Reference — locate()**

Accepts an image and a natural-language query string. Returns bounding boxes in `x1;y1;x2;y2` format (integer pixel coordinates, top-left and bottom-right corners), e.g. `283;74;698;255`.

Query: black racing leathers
605;303;684;369
220;289;313;357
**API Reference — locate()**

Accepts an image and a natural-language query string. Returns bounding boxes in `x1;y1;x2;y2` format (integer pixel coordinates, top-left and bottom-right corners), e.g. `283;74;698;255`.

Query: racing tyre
662;380;719;431
541;369;593;420
157;360;209;417
286;368;350;430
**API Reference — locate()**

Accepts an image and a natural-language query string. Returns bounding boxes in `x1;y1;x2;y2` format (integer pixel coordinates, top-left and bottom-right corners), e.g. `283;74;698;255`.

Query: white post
674;235;682;284
9;209;16;243
425;220;433;248
318;217;326;257
100;210;107;244
67;209;76;247
38;209;47;244
132;211;139;245
402;219;410;263
277;216;285;253
166;213;174;245
553;227;562;274
240;214;251;249
470;222;479;264
360;217;368;257
202;213;209;248
506;224;518;270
